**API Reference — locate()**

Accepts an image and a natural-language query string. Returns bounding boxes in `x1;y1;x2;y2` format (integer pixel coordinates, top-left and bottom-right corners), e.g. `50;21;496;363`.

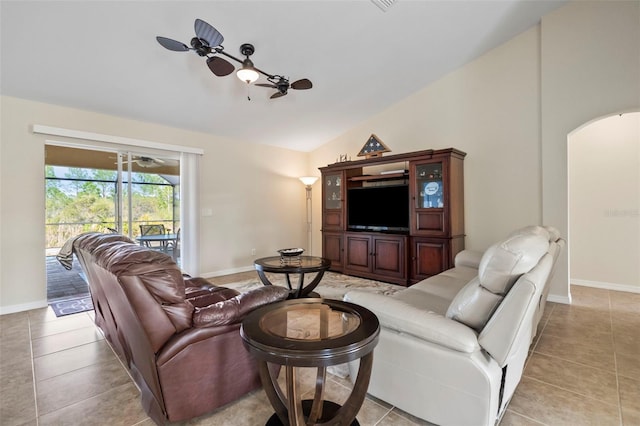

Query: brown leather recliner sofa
60;232;289;424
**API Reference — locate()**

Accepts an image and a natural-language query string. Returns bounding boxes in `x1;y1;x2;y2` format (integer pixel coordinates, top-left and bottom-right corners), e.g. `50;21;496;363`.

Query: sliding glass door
115;152;181;249
45;145;182;301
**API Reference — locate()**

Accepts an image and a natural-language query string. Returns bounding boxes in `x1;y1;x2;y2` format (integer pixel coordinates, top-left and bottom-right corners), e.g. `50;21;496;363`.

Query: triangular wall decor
357;134;390;159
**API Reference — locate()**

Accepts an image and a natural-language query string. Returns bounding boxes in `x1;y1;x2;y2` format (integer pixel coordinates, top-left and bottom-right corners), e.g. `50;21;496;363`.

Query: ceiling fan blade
256;83;277;88
156;36;189;52
270;92;286;99
141;157;164;164
194;19;224;47
206;56;234;76
291;78;313;90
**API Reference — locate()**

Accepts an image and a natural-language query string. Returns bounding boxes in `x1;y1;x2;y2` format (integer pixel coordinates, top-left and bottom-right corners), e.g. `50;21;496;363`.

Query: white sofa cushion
445;232;549;331
394;265;477;315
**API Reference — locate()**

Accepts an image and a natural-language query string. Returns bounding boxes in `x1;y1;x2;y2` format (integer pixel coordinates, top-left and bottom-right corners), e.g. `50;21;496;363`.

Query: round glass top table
254;256;332;299
241;298;380;426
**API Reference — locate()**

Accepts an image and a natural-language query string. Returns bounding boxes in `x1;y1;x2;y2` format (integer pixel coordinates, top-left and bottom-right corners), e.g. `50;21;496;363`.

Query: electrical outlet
251;248;256;256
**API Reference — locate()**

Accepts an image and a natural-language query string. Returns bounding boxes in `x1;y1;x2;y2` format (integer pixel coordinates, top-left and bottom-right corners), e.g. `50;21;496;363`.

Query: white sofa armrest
454;249;484;269
344;291;480;353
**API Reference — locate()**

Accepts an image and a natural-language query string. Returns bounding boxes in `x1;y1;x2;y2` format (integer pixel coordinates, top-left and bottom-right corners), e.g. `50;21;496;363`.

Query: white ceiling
1;0;567;152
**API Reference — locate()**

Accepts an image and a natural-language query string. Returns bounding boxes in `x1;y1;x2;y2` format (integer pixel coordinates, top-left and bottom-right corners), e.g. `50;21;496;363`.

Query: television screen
347;185;409;232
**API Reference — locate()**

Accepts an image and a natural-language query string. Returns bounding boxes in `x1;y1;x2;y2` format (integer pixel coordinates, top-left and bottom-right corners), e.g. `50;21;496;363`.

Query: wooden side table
241;298;380;425
254;256;331;298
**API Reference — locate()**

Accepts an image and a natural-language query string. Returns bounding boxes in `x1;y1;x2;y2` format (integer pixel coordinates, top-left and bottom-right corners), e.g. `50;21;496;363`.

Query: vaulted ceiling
1;0;567;152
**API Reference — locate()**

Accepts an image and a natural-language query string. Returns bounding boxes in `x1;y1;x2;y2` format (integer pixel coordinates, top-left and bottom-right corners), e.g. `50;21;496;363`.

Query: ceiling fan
114;156;177;168
156;19;313;99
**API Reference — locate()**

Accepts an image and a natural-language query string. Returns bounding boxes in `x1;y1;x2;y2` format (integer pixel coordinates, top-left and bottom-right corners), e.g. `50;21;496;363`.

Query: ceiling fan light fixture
237;59;259;84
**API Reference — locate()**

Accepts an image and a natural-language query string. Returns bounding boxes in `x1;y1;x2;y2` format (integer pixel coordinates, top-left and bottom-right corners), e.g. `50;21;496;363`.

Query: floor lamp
299;176;319;254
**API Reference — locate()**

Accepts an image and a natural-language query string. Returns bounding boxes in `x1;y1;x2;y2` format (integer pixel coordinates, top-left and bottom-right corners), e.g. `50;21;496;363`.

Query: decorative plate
278;248;304;257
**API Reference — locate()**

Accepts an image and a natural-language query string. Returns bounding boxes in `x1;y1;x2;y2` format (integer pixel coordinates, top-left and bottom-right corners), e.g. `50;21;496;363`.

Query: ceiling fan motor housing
190;37;210;56
240;43;255;57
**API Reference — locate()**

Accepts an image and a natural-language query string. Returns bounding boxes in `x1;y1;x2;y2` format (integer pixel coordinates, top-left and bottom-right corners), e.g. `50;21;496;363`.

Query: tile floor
1;281;638;426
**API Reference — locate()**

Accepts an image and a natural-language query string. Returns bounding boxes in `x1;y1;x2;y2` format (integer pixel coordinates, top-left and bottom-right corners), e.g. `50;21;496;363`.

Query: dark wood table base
265;401;359;426
241;299;379;426
258;353;373;426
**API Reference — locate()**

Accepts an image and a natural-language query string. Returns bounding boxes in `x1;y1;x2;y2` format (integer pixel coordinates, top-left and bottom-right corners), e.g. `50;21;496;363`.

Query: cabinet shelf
348;172;408;182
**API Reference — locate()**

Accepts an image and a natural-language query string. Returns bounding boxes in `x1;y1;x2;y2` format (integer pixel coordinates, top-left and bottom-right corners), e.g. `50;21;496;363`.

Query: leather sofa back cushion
446;233;549;331
92;241;193;336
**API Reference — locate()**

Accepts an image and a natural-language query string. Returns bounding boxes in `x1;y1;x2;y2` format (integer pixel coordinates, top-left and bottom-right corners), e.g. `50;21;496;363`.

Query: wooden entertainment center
319;148;466;286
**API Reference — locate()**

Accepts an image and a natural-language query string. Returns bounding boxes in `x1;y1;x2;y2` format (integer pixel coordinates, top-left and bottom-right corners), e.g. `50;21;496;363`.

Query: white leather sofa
344;225;564;426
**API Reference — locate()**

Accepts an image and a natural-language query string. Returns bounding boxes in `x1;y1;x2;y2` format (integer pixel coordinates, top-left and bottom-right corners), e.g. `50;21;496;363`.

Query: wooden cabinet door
410;158;448;236
411;237;450;282
322;172;345;231
344;233;372;273
345;232;407;284
322;232;344;272
372;235;407;280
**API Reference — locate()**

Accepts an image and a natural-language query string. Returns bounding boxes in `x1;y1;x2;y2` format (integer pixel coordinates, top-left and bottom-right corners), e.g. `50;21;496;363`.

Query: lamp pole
299;177;319;254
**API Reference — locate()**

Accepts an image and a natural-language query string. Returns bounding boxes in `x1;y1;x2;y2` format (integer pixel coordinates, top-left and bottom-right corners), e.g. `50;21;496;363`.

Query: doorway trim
34;125;203;155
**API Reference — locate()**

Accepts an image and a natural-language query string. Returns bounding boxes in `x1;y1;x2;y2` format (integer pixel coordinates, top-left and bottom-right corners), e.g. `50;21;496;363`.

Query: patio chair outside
167;228;181;261
139;224;166;250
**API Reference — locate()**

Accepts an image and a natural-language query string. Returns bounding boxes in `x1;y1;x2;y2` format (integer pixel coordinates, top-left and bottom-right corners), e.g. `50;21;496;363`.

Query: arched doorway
567;111;640;295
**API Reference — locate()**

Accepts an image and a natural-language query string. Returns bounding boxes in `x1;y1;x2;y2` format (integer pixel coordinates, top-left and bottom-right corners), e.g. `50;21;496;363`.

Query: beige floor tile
0;358;34;393
612;313;640;355
208;271;258;286
299;378;390;425
523;352;619;405
376;408;434;425
27;307;59;324
617;352;640;381
544;303;613;337
0;329;31;369
619;376;640;426
0;380;37;426
183;388;276;425
36;358;131;415
29;312;94;339
34;340;117;381
37;382;147;426
499;409;545;425
534;333;616;371
609;290;640;314
508;376;620;425
570;285;612;310
0;311;30;335
355;397;400;426
31;326;104;357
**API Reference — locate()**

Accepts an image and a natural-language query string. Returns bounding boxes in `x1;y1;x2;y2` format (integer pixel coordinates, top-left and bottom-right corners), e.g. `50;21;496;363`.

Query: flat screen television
347;184;410;232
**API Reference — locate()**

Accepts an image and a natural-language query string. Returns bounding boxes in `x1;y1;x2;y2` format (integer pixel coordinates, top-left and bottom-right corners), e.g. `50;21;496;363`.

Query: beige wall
0;96;308;313
569;112;640;291
310;0;640;302
540;0;639;302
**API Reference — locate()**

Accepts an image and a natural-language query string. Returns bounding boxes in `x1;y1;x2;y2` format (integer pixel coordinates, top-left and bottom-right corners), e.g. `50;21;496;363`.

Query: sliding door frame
39;125;203;275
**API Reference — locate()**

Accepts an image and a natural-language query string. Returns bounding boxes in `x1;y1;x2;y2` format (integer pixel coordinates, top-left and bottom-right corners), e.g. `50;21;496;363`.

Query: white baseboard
0;300;48;316
571;279;640;294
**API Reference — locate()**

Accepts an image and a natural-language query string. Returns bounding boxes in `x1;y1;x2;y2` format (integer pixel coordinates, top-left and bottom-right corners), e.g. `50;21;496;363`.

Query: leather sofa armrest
192;286;289;327
454;249;484;269
344;291;480;353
